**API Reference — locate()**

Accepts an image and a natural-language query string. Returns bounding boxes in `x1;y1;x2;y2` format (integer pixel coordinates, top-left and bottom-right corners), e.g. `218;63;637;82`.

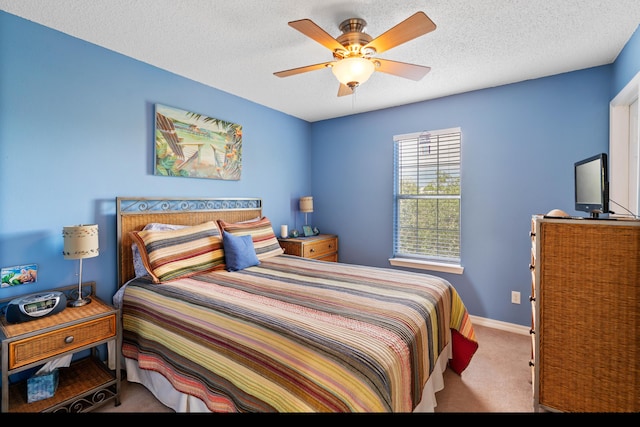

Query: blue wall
1;11;638;327
310;68;612;324
612;25;640;95
0;12;311;305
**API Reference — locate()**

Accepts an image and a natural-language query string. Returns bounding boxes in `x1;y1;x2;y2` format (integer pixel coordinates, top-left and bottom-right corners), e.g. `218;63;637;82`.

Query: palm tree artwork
154;104;242;180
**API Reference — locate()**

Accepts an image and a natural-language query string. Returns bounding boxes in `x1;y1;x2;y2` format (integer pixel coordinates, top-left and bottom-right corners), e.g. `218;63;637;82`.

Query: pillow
223;232;260;271
238;216;262;224
130;221;225;283
132;223;187;277
217;217;284;260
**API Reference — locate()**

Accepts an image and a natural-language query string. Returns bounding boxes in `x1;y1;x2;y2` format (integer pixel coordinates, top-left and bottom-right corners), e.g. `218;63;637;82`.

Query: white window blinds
393;127;461;263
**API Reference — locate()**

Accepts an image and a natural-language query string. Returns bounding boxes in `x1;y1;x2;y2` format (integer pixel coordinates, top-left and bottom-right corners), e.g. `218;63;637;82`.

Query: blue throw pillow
223;232;260;271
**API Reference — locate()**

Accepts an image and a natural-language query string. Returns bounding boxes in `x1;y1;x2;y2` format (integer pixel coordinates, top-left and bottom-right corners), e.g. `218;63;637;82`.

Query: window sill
388;258;464;275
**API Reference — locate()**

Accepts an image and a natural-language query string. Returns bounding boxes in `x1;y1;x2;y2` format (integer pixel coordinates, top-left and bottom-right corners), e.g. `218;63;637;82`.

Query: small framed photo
302;225;314;237
1;263;38;288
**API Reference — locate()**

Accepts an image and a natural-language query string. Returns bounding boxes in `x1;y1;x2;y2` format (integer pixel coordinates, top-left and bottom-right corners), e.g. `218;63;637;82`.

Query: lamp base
68;296;91;307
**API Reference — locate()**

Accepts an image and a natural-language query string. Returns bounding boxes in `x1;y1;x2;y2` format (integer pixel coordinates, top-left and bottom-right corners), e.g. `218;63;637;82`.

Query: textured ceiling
2;0;640;122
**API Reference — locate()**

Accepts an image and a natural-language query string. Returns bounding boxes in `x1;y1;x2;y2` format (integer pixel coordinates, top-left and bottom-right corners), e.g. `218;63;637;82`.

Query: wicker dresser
529;215;640;412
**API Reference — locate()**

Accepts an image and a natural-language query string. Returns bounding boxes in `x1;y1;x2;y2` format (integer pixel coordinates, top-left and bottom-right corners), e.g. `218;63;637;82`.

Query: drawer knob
65;336;74;344
529;328;535;335
529;361;535;367
529;231;535;237
310;248;315;253
529;263;535;270
529;296;535;302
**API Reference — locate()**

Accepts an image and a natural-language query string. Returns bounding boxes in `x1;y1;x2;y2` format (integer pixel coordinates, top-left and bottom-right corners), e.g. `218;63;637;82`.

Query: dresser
278;234;338;262
529;215;640;412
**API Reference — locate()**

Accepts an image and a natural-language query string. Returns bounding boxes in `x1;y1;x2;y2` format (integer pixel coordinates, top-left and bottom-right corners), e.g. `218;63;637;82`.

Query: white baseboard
470;315;530;336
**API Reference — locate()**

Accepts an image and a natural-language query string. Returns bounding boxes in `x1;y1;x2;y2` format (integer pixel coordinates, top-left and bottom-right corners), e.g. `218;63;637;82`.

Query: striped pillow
132;223;187;278
217;217;284;260
130;221;225;283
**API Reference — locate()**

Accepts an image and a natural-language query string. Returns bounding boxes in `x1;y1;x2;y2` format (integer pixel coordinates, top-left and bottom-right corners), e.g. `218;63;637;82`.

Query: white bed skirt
123;340;452;413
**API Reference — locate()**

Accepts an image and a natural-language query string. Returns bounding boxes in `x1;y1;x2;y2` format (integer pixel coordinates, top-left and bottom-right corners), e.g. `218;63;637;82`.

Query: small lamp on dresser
299;196;313;226
63;224;99;307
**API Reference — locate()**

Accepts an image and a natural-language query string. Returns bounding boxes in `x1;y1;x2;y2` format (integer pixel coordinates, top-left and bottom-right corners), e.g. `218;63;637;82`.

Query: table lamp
63;224;99;307
299;196;313;226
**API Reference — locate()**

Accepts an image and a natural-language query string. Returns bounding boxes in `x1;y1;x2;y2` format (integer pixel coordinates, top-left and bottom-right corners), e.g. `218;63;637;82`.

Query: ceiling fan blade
274;61;333;78
363;12;436;55
374;58;431;81
337;83;354;97
288;19;347;53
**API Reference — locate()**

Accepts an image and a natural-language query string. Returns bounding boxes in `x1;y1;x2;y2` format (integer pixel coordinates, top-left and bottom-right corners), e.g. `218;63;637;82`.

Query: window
390;127;462;274
610;70;639;218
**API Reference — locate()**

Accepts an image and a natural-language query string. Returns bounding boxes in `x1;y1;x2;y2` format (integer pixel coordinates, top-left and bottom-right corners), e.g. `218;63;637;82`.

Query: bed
114;197;478;412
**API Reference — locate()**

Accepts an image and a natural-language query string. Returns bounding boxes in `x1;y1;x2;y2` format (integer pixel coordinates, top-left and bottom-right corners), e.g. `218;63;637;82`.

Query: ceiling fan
274;11;436;97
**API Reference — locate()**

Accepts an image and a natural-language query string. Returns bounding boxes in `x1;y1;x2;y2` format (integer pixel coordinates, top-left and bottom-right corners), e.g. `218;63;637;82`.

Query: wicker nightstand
0;282;121;412
278;234;338;262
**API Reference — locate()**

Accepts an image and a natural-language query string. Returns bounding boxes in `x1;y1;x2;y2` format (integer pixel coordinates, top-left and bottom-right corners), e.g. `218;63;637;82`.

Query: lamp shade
63;224;99;260
299;196;314;213
331;57;375;87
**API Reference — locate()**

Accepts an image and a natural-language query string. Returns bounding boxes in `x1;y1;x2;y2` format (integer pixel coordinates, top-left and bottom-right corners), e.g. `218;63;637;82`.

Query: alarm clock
5;291;66;324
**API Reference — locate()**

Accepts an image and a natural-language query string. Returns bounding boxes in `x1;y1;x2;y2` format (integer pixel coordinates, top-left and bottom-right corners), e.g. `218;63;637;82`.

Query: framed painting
154;104;242;180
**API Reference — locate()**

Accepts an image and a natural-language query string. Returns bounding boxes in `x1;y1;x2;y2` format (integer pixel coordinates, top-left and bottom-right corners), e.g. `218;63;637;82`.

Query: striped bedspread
121;255;477;412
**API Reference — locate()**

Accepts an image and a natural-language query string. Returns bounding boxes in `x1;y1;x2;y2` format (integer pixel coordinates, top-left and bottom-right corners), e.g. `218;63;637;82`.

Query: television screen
574;153;609;218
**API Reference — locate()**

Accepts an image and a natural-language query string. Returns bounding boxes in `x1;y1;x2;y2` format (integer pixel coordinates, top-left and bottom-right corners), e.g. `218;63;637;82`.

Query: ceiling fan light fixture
331;57;375;87
276;12;436;96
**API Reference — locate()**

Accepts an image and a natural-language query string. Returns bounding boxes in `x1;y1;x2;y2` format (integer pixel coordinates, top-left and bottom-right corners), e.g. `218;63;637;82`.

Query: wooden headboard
116;197;263;287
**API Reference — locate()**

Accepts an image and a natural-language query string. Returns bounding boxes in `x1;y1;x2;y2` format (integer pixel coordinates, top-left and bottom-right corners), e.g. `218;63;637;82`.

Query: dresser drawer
315;252;338;262
8;314;117;369
302;237;338;259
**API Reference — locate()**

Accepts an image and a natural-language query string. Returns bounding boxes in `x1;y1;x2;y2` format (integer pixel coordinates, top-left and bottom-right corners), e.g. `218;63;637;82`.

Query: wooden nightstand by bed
278;234;338;262
0;282;121;413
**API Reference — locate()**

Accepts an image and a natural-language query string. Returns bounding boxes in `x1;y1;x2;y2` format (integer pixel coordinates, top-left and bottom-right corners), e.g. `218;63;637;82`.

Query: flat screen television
574;153;609;218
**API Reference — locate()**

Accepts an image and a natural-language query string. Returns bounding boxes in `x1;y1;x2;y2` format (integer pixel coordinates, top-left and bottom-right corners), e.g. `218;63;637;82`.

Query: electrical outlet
511;291;521;304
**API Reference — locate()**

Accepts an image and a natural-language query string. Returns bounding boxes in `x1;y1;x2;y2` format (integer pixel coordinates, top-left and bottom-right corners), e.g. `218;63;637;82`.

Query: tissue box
27;369;59;403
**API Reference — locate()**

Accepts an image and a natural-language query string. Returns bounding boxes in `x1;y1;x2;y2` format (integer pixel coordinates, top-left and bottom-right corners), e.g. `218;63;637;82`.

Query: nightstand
278;234;338;262
0;282;121;412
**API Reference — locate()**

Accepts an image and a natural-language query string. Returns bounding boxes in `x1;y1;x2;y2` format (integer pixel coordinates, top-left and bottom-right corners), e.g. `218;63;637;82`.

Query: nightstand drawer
278;234;338;262
302;237;338;258
8;314;116;369
316;252;338;262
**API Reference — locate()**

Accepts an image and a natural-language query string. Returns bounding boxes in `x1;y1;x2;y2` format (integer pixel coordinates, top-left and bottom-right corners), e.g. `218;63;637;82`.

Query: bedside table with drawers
278;234;338;262
0;282;121;413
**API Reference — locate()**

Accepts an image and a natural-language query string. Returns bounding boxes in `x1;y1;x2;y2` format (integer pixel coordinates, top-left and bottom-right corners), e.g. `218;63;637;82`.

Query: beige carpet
434;324;533;412
95;324;533;413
